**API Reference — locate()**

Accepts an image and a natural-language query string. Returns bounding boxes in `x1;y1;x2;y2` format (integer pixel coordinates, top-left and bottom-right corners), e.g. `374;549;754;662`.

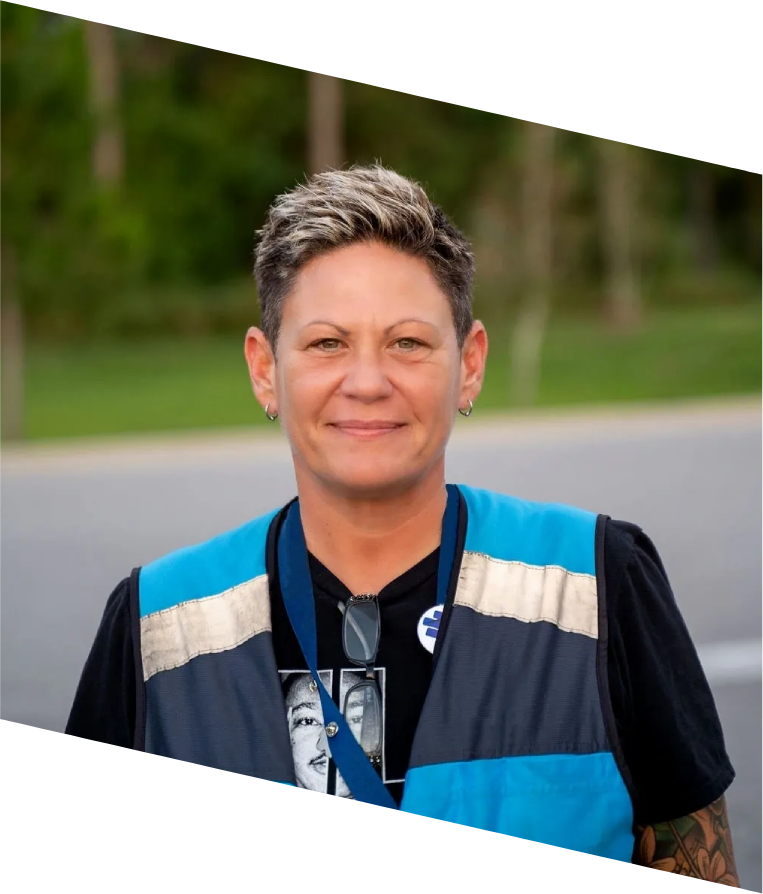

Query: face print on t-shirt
282;670;332;792
280;668;387;796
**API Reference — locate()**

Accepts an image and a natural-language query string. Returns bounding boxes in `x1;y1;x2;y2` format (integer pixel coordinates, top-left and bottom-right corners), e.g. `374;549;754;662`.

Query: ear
459;321;488;405
244;327;277;412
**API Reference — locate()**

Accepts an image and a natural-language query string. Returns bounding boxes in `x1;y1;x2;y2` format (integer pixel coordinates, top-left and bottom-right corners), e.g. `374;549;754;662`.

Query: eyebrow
302;318;435;335
289;700;319;712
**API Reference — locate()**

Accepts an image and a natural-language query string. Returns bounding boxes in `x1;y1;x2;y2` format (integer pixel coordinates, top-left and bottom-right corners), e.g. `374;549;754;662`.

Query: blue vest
137;484;635;861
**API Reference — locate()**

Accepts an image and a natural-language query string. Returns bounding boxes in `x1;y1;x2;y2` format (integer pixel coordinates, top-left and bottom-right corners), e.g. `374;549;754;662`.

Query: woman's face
248;241;486;499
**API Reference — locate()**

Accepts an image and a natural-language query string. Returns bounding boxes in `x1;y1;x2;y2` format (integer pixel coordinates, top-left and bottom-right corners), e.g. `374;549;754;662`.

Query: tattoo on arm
634;795;740;886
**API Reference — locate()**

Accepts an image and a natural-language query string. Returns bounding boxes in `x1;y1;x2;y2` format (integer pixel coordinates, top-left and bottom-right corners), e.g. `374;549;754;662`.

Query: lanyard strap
277;484;460;808
436;484;459;608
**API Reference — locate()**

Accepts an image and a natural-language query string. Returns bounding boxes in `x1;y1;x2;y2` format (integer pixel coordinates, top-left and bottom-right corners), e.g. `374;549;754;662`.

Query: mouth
329;421;405;438
309;754;327;771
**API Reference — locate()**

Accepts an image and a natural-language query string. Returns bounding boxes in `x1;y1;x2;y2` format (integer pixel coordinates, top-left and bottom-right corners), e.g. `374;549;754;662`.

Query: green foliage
1;4;761;340
2;9;89;246
117;33;306;284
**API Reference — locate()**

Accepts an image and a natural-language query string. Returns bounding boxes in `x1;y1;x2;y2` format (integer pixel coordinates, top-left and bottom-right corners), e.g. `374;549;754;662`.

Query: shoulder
456;483;598;575
456;483;598;526
88;575;134;646
599;517;678;624
595;514;690;668
138;507;282;617
601;516;658;565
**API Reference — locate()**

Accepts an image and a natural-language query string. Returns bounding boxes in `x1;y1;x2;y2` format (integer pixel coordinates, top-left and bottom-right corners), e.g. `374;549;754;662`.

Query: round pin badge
417;604;444;654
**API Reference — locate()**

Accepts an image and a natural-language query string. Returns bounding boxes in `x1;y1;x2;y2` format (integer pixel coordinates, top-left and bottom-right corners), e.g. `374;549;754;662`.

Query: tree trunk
745;171;763;273
1;247;24;441
472;186;516;300
690;163;718;273
510;122;555;406
598;138;640;330
308;73;344;174
84;20;123;188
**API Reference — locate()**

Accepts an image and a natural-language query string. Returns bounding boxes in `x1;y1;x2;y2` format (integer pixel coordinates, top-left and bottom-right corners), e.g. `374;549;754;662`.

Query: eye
309;338;343;352
394;338;425;351
295;715;319;727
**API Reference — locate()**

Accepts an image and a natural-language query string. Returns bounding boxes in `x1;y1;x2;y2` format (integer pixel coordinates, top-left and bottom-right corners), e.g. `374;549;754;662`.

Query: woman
66;165;739;884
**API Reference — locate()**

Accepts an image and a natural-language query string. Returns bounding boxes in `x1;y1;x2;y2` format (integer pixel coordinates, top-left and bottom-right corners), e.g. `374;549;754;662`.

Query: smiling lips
330;421;405;437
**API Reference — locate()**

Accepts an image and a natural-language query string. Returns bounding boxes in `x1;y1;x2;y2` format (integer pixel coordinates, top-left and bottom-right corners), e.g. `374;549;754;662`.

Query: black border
129;566;147;752
594;513;638;829
265;498;296;587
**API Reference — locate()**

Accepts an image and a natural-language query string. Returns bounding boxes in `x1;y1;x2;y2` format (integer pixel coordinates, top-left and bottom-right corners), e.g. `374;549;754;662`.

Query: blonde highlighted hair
254;165;475;352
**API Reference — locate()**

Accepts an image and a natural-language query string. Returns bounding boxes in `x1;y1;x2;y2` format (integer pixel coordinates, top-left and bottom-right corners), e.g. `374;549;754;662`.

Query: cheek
411;369;458;414
281;364;333;410
292;728;311;746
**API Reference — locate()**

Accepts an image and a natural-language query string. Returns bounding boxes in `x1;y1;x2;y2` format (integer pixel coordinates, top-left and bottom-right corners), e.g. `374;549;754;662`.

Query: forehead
285;677;319;707
283;241;452;329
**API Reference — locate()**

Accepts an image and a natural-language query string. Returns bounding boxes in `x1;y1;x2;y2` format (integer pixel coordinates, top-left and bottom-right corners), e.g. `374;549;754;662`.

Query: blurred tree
83;20;123;189
552;132;600;310
1;4;90;435
1;245;24;440
510;121;555;405
744;171;763;274
467;122;519;325
0;5;759;349
1;8;26;440
690;162;718;273
308;73;344;172
597;138;641;330
345;83;506;226
117;34;305;288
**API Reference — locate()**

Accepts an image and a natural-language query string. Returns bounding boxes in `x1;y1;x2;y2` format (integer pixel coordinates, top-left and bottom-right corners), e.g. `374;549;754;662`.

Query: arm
602;520;737;881
65;577;137;747
634;795;739;885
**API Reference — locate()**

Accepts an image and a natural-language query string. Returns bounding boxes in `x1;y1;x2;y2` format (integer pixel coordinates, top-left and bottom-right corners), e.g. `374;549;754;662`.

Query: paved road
2;400;760;889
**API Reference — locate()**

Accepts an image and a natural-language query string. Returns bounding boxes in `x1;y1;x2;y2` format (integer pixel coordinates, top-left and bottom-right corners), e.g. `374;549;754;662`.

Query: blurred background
1;4;760;441
1;5;761;890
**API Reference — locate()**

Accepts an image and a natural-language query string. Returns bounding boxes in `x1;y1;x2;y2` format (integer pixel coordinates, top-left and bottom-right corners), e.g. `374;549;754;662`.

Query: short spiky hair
253;165;475;353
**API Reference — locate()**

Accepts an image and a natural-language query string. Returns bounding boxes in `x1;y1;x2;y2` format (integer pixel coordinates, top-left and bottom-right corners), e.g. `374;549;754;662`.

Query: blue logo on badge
422;609;442;638
417;606;444;654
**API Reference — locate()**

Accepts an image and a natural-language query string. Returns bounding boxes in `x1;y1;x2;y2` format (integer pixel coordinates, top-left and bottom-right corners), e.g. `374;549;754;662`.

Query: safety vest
137;484;634;861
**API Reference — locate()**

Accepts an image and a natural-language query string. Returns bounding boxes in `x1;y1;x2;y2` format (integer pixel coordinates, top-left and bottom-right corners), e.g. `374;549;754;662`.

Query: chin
325;462;422;498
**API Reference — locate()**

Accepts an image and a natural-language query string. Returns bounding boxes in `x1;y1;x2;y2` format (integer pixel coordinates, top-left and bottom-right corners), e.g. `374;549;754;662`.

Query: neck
295;468;448;596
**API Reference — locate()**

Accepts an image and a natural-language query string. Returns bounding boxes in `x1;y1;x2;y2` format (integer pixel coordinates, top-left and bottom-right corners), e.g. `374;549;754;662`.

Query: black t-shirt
65;515;735;826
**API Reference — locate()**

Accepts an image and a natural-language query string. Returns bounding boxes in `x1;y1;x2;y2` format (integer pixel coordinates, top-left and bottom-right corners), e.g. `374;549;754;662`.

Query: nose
316;727;328;753
339;346;394;402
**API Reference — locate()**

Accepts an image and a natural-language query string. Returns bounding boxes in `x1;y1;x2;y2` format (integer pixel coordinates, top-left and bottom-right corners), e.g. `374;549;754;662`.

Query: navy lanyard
277;483;460;808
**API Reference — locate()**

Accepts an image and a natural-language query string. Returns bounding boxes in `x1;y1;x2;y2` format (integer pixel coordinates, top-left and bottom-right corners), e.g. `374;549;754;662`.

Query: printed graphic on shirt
281;670;334;794
279;668;390;797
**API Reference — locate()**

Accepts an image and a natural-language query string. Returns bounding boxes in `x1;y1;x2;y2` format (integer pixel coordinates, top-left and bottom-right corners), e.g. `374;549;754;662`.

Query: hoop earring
458;398;474;417
264;403;279;421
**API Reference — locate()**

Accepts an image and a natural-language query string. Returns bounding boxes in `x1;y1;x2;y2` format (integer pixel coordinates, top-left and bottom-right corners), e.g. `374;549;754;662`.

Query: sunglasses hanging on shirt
338;595;383;770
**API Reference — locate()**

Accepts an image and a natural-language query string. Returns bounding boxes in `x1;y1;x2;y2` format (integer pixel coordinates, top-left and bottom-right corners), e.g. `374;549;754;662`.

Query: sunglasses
339;594;383;770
